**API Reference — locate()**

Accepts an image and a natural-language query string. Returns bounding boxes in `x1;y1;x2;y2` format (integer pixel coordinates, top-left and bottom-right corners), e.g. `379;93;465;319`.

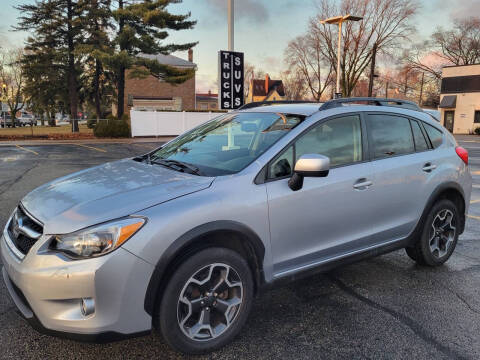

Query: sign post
218;50;244;110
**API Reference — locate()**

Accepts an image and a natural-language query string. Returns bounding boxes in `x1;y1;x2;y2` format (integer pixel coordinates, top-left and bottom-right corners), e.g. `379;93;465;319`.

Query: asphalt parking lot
0;139;479;359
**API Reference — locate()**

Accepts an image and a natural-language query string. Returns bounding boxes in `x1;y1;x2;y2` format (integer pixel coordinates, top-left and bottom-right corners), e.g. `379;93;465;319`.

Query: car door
265;113;377;278
364;113;432;242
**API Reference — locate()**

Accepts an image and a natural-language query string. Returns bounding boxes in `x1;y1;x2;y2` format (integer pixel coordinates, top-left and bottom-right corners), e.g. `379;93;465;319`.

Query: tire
158;247;254;354
406;199;459;266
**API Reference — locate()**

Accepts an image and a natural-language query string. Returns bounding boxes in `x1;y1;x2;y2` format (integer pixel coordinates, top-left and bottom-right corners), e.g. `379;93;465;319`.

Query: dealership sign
218;50;244;110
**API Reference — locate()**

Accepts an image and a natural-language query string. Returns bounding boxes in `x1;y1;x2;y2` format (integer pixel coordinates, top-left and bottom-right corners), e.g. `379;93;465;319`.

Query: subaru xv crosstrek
1;98;472;354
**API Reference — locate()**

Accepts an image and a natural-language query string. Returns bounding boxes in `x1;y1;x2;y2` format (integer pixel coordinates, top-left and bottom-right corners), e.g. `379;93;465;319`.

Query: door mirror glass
288;154;330;191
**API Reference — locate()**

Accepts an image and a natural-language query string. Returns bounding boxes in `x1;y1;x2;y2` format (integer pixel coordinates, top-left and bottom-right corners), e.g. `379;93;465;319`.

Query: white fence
130;110;219;137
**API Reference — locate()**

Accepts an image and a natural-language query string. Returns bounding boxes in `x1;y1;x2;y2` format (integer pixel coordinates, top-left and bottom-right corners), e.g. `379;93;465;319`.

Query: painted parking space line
473;184;480;189
131;143;157;149
467;214;480;221
470;199;480;204
471;170;480;175
76;144;107;153
15;144;39;155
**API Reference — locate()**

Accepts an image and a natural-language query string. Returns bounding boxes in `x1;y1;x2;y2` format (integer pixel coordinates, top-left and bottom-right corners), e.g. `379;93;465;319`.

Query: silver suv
1;98;472;354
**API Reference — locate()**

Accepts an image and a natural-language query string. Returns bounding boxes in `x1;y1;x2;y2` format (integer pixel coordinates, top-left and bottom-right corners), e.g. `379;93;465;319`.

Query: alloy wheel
177;263;244;341
429;209;456;258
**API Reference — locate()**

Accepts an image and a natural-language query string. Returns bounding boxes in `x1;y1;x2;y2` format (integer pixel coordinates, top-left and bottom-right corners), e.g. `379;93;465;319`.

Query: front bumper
1;227;155;341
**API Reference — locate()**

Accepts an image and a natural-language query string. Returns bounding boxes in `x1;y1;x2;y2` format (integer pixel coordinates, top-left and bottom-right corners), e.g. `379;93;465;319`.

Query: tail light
455;146;468;165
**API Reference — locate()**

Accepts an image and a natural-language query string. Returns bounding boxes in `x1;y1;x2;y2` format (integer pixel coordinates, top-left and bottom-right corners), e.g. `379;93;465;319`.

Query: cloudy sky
1;0;480;92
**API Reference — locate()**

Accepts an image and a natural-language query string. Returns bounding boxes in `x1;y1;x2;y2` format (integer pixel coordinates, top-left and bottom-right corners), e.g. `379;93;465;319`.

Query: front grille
17;207;43;233
7;206;44;256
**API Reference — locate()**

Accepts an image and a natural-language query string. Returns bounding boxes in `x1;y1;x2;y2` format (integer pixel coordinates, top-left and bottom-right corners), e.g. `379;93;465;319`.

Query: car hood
21;159;214;234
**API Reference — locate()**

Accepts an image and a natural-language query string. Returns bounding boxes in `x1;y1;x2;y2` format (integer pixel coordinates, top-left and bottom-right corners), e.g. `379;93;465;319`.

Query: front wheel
406;199;459;266
158;247;254;354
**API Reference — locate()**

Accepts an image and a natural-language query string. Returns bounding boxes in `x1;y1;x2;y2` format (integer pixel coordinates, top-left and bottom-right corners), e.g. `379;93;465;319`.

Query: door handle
422;163;437;172
353;179;373;190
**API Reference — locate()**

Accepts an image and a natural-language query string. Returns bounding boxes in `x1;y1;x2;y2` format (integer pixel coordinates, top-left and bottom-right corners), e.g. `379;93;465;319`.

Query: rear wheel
158;247;254;354
406;199;459;266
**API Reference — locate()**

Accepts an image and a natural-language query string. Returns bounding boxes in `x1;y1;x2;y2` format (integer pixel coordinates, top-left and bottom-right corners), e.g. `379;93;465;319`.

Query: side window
268;146;293;179
410;120;429;152
368;114;414;159
424;123;443;148
295;115;363;167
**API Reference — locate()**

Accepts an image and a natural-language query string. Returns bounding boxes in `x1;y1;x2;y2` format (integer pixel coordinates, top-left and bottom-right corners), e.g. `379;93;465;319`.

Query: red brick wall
124;69;196;114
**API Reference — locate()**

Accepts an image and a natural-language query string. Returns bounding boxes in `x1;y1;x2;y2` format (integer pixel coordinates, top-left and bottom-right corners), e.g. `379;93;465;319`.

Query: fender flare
143;220;266;316
407;181;466;246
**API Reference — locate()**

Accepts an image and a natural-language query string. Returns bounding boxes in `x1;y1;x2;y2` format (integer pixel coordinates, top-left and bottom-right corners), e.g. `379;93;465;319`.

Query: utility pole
419;72;425;106
228;0;234;51
403;68;409;96
368;43;377;97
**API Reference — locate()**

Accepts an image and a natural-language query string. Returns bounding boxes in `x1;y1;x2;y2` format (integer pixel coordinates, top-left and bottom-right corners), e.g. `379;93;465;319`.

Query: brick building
120;50;196;115
196;90;218;110
245;74;286;103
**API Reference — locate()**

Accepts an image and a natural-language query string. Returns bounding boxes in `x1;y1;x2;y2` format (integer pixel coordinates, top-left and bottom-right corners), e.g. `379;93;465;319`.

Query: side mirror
288;154;330;191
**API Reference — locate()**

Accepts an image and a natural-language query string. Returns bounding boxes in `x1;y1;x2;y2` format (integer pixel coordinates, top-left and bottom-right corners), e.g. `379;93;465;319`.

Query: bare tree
244;62;265;98
281;68;309;100
312;0;418;97
0;48;26;127
407;17;480;80
285;33;333;101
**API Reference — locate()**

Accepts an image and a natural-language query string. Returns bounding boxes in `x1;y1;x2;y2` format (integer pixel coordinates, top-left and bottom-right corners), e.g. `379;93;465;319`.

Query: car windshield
150;112;304;176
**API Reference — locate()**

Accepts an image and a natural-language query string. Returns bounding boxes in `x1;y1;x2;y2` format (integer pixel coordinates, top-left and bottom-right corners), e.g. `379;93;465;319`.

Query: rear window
424;124;443;148
367;114;414;159
410;120;429;152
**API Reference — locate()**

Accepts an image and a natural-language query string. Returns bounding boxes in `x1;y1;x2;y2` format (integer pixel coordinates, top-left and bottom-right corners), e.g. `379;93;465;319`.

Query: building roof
442;63;480;69
251;76;285;97
138;53;196;68
196;92;217;101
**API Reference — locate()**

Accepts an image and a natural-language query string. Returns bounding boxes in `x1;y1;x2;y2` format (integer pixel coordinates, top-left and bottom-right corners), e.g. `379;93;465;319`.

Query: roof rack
238;97;423;113
238;100;318;110
319;97;421;111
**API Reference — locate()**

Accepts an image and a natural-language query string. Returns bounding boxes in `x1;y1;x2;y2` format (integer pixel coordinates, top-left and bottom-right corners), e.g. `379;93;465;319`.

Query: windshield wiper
151;158;204;176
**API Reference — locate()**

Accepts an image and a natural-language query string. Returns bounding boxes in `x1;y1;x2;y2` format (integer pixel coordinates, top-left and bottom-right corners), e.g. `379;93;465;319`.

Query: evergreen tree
22;46;68;126
77;0;114;120
16;0;82;131
109;0;197;117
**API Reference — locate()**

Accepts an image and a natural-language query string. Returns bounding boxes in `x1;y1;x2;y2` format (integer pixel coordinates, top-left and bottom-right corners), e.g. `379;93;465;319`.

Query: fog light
81;298;95;316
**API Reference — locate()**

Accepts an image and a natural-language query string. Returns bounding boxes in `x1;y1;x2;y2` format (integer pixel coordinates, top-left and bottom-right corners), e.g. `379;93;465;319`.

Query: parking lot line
76;144;107;153
471;170;480;175
467;214;480;221
131;143;157;149
470;199;480;204
15;144;39;155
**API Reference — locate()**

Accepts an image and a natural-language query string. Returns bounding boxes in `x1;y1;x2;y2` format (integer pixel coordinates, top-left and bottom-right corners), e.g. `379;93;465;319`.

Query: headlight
50;217;146;259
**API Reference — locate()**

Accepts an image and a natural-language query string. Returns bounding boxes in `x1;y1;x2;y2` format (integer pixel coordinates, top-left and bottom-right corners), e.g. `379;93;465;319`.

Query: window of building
441;75;480;93
475;111;480;123
367;114;414;159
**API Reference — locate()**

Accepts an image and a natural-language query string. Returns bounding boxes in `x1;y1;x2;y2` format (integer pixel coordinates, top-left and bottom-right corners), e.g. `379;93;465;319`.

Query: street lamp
321;14;363;98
